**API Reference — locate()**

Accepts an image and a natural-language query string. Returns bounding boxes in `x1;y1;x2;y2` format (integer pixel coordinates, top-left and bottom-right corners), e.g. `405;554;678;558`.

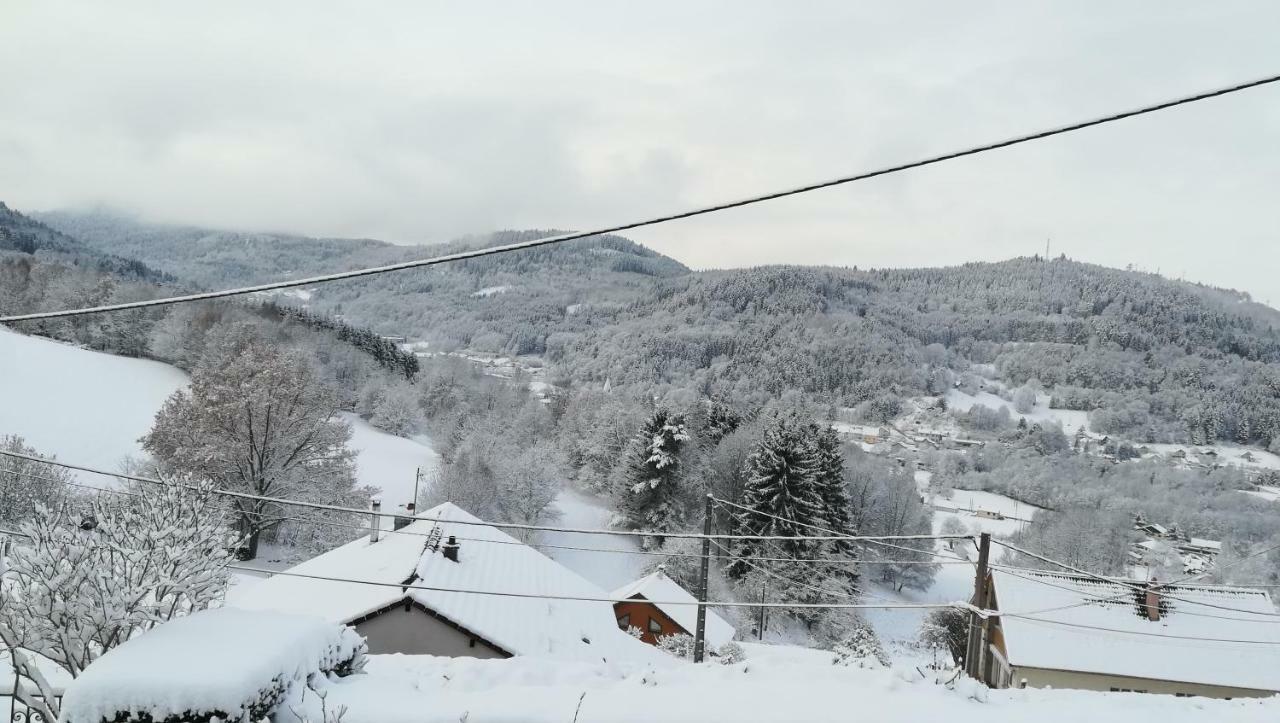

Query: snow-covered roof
993;569;1280;692
611;570;736;648
1184;538;1222;551
235;503;665;663
231;514;427;623
60;608;363;723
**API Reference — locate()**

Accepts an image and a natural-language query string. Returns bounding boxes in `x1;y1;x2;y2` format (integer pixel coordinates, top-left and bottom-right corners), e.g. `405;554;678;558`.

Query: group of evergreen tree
727;414;854;573
264;301;420;379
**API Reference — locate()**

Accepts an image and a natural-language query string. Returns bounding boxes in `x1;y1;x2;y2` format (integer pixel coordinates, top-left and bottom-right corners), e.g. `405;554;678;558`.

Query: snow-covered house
233;502;663;663
979;569;1280;698
610;569;735;648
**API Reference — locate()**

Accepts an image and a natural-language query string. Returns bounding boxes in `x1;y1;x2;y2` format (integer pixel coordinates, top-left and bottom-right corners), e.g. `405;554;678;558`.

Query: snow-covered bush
0;434;72;526
0;481;238;721
919;608;968;666
1013;385;1037;414
714;641;746;665
59;609;366;723
656;633;695;660
832;620;889;669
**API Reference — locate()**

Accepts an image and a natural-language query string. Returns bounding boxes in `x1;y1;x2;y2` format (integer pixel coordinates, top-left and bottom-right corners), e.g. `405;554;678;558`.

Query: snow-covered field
0;326;188;482
342;412;440;511
539;488;647;590
945;388;1090;432
0;329;440;504
282;649;1280;722
931;489;1038;538
1146;442;1280;471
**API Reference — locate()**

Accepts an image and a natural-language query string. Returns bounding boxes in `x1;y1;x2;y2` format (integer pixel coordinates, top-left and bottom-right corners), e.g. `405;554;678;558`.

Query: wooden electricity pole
693;494;713;663
965;532;991;680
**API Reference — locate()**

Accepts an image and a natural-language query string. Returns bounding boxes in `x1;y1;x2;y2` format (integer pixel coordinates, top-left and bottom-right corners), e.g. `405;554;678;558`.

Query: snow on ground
60;608;364;723
868;487;1038;661
945;388;1090;432
1146;442;1280;471
0;328;441;510
929;488;1038;539
472;284;512;297
539;488;648;591
285;648;1279;722
0;326;188;483
342;412;440;511
1243;486;1280;503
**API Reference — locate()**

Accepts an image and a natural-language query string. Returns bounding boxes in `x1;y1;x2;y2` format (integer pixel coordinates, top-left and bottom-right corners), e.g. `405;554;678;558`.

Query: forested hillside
41;209;1280;449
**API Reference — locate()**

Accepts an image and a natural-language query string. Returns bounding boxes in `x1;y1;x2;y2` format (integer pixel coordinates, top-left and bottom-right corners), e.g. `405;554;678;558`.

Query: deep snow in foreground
0;326;187;481
286;647;1279;723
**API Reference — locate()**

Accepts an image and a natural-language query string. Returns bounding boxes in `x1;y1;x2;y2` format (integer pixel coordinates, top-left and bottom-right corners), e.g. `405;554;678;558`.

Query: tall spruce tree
809;423;855;556
728;413;825;579
615;408;690;546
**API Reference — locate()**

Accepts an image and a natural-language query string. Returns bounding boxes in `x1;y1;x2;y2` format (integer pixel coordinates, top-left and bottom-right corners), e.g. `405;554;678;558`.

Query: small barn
610;569;736;648
233;502;662;664
978;569;1280;698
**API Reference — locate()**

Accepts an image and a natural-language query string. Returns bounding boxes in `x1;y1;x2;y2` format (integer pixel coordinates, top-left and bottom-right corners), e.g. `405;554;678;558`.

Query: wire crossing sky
3;71;1278;323
4;4;1280;304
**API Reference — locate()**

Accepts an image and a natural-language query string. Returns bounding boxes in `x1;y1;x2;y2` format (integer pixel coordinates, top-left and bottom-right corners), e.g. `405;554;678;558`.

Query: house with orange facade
610;569;735;648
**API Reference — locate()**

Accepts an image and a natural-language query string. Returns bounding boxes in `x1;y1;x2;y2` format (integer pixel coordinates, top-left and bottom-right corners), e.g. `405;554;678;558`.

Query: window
617;614;630;630
648;617;663;634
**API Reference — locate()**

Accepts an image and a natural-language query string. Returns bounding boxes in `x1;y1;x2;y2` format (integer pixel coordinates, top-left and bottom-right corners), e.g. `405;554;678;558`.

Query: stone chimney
370;498;382;544
442;535;460;563
1144;580;1162;622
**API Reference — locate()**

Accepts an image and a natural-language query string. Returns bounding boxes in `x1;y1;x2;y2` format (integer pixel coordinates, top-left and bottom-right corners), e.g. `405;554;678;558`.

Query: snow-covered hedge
60;608;366;723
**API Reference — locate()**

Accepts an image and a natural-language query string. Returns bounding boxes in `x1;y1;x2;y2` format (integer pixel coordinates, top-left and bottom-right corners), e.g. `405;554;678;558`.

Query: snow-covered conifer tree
728;413;824;579
615;408;690;546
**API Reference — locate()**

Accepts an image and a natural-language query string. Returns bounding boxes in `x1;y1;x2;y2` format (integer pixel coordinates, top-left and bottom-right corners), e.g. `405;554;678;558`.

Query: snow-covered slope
342;413;439;510
945;388;1090;432
0;327;187;481
0;329;439;501
539;489;647;590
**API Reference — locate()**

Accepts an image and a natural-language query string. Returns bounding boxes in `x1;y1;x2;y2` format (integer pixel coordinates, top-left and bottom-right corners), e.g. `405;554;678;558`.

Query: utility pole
757;582;768;640
965;532;991;680
693;494;713;663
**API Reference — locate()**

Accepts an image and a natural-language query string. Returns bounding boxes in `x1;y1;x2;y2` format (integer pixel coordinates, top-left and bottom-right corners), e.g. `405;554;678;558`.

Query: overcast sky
2;2;1278;303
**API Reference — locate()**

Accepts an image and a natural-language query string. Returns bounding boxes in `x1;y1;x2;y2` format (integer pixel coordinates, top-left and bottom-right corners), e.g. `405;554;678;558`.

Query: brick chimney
370;498;382;544
442;535;460;563
1144;580;1161;622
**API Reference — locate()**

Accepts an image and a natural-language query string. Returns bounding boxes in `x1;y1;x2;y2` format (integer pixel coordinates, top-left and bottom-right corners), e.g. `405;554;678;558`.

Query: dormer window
617;613;630;630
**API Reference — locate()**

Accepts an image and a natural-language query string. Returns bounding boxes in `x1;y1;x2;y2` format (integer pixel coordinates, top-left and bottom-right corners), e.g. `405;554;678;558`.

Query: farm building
976;569;1280;698
610;569;735;648
233;502;663;664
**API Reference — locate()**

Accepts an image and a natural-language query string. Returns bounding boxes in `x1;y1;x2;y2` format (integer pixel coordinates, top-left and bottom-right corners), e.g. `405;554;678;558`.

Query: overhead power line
992;539;1280;619
226;564;974;612
0;449;969;544
712;495;965;563
1004;613;1280;646
266;508;966;564
990;563;1280;624
4;73;1279;324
